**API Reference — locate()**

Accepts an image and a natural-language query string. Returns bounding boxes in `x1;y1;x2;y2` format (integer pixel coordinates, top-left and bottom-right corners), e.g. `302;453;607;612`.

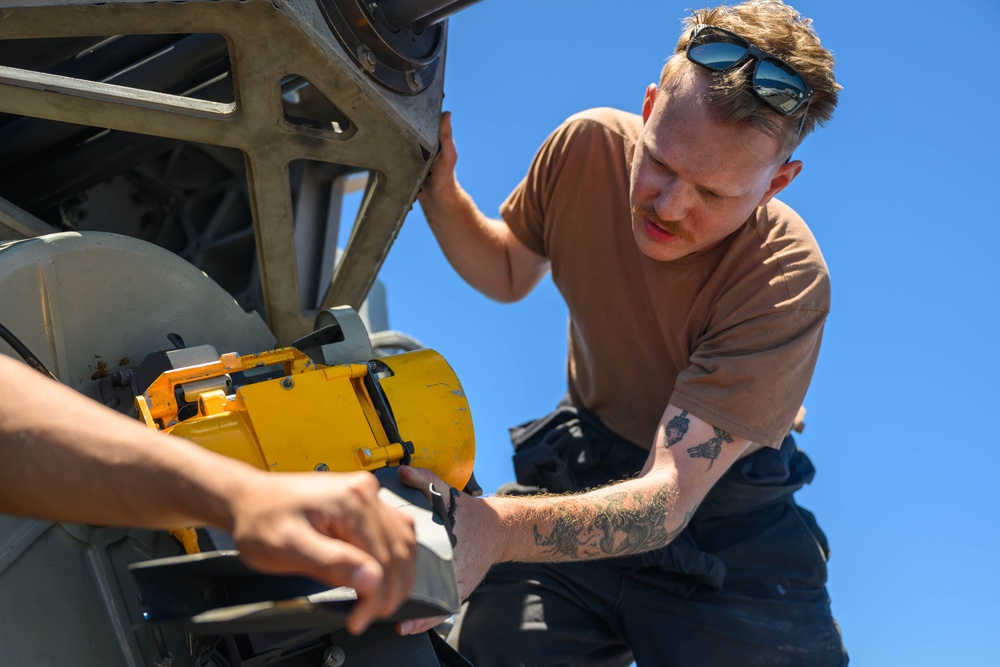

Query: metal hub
315;0;445;95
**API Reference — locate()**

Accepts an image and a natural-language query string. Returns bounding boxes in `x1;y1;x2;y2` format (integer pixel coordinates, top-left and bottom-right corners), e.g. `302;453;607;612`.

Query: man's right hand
420;111;459;201
229;470;417;635
416;111;550;303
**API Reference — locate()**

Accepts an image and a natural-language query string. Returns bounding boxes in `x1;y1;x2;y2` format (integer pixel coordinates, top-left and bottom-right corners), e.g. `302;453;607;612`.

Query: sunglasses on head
685;24;813;133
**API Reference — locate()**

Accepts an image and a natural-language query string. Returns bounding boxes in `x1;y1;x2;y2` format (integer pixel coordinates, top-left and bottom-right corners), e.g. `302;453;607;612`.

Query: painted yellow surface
140;346;475;489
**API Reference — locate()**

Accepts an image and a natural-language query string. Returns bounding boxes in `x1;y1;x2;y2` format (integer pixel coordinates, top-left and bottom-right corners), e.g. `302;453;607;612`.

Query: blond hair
661;0;841;157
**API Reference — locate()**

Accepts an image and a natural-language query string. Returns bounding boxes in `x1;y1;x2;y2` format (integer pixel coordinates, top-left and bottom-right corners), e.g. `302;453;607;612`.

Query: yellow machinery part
169;528;201;555
378;350;476;492
140;346;475;490
142;348;316;427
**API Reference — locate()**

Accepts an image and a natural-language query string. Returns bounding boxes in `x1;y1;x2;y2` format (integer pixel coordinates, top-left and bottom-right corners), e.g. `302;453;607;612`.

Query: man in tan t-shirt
400;1;848;664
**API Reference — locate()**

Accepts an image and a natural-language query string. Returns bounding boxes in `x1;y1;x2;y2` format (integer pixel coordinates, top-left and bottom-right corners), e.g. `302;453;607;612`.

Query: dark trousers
450;405;848;666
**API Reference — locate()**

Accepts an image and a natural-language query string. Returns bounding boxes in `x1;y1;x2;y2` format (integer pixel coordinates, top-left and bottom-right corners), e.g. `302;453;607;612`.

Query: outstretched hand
229;470;417;635
419;111;459;200
394;464;498;636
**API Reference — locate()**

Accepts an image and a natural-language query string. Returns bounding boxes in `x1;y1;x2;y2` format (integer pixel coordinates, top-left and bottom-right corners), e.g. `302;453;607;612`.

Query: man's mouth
634;208;692;243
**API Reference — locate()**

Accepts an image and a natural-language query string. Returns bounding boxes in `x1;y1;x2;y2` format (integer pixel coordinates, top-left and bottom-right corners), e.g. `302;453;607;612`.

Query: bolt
315;463;330;472
358;46;376;73
405;69;423;91
280;377;294;390
367;1;378;12
323;646;346;667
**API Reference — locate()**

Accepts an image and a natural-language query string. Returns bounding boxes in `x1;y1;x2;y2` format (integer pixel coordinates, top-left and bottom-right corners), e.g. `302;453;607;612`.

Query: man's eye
644;147;670;172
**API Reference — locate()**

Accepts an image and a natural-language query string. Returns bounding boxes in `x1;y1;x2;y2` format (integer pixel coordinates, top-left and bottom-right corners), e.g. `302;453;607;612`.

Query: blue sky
377;2;1000;665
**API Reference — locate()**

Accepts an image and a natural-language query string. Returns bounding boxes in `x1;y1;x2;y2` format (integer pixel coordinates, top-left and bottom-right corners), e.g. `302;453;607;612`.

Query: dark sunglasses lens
688;40;749;71
755;59;807;114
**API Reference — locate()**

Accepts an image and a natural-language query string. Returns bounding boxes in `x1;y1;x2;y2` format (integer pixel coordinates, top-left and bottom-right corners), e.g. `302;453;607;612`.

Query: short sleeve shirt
500;108;830;449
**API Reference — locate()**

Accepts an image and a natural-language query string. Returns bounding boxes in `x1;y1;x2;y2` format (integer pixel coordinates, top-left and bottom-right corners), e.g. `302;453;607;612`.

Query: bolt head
357;46;377;73
323;646;346;667
405;69;423;91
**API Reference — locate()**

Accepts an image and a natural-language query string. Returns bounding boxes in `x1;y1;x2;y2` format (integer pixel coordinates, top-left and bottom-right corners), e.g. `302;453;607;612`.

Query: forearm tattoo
686;427;734;471
531;413;734;561
531;485;691;560
663;410;690;447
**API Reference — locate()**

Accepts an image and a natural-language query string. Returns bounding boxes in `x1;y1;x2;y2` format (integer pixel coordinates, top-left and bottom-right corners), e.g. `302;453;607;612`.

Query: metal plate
129;468;460;635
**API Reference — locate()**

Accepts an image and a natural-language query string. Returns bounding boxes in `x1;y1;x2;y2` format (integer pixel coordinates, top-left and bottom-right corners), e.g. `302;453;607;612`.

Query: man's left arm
398;403;750;634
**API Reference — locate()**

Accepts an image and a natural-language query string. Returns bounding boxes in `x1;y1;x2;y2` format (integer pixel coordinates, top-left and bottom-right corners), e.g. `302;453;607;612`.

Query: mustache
632;206;695;242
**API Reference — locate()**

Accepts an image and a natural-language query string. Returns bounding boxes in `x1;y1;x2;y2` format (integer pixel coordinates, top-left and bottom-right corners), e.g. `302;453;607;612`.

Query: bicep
640;404;752;513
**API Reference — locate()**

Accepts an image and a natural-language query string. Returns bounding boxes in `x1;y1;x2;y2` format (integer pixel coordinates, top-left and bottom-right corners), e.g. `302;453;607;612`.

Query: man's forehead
647;72;781;186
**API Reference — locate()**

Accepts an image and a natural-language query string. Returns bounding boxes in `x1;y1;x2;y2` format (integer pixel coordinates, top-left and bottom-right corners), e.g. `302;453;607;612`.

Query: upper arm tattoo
686;427;734;470
663;410;690;447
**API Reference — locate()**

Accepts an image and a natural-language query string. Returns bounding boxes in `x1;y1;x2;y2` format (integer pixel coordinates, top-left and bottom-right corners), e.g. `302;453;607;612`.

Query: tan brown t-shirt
501;108;830;450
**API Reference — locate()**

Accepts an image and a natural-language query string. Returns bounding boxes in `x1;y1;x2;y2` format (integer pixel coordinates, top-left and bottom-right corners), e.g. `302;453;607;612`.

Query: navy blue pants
450;406;848;666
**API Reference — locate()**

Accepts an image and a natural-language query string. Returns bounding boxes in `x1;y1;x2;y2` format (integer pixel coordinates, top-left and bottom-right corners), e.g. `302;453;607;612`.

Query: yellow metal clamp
136;346;475;553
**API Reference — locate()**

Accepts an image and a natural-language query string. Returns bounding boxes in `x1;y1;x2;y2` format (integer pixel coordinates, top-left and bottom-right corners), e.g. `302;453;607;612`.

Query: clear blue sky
376;1;1000;665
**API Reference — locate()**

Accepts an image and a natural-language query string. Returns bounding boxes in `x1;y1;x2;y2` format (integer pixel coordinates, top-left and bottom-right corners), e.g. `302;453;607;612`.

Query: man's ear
758;159;803;206
642;84;658;123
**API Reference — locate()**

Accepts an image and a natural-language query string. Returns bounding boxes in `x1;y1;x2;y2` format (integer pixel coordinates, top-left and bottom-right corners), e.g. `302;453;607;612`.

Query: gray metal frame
0;0;444;344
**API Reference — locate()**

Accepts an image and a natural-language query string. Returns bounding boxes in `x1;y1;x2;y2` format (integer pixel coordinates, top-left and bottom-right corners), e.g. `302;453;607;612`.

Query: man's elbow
497;260;549;303
491;284;532;304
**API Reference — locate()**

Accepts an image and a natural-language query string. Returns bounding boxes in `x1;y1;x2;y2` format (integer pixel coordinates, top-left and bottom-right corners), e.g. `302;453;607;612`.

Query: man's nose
653;176;689;221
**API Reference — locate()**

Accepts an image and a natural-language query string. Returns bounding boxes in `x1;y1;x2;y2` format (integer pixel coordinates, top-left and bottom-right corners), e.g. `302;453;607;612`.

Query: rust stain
90;360;109;380
119;357;131;367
